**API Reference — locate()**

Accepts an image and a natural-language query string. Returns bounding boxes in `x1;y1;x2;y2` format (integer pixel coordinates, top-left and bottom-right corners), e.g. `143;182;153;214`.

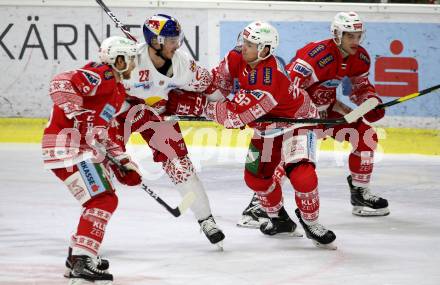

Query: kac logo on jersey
293;62;312;77
100;104;116;122
308;44;326;58
248;70;257;85
320;79;341;88
263;68;272;85
318;54;334;68
104;70;114;80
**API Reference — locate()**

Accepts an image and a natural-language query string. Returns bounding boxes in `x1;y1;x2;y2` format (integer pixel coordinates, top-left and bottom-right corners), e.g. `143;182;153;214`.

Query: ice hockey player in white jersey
110;14;225;247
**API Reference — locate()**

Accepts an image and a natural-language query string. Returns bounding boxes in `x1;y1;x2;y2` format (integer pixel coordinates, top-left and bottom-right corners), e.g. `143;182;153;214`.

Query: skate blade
63;268;72;278
289;230;304;238
69;278;112;285
236;217;268;229
352;206;390;217
264;230;304;238
313;240;337;250
68;278;94;285
95;281;113;285
215;241;224;251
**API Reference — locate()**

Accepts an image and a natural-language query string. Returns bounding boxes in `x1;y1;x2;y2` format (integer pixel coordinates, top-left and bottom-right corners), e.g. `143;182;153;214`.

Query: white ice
0;143;439;285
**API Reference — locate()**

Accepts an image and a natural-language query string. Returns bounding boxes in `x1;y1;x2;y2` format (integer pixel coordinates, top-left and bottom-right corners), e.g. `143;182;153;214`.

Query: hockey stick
164;97;379;125
95;0;138;42
377;84;440;109
92;139;195;218
104;152;196;217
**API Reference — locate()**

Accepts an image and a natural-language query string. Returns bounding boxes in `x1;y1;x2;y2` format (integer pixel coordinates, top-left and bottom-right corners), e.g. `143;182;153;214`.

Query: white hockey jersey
124;43;212;114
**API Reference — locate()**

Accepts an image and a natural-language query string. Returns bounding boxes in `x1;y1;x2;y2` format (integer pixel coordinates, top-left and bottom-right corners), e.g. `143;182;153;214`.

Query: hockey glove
166;89;207;116
110;154;142;186
363;97;385;123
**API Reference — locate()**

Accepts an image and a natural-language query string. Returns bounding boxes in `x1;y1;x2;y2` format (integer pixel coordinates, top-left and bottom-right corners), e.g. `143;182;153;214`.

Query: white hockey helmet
331;12;365;45
99;36;138;73
242;21;279;61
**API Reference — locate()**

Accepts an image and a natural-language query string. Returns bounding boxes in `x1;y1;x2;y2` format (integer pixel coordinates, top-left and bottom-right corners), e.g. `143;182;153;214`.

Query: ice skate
348;175;390;217
260;207;303;237
68;255;113;285
295;208;337;250
64;247;110;278
199;215;225;250
237;194;269;228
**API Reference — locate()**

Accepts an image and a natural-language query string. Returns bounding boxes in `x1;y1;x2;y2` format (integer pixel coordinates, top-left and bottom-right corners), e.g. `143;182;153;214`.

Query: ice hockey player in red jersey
111;14;225;247
284;11;389;217
240;12;389;227
42;36;142;284
177;21;338;249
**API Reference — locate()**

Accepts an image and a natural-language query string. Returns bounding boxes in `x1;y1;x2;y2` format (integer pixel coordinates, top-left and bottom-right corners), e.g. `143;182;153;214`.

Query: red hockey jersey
42;62;127;169
206;49;317;130
286;39;378;112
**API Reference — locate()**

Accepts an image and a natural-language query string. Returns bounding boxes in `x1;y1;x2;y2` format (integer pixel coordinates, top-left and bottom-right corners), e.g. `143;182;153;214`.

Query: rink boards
1;118;439;155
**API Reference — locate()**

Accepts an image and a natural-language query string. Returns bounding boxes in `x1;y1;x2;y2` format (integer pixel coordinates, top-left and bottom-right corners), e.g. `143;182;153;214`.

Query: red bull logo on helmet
147;19;165;34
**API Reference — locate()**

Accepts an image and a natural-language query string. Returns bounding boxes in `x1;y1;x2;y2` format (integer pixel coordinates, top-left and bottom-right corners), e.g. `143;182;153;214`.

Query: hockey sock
74;193;118;255
349;150;374;187
244;170;283;217
176;174;212;220
288;162;319;223
163;156;213;220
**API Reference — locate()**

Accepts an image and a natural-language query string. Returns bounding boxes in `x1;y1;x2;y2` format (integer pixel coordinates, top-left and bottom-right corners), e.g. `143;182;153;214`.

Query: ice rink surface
1;143;439;285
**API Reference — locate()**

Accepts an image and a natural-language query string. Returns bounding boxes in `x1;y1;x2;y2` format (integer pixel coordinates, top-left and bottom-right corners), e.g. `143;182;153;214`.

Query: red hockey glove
363;97;385;123
110;154;142;186
166;89;207;116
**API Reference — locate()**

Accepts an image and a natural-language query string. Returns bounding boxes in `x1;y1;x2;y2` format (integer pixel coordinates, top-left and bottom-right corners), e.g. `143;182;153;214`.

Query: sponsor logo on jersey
100;104;116;122
263;67;272;85
81;71;100;86
233;78;240;92
134;82;152;90
167;83;178;89
359;52;370;64
250;90;264;99
320;79;341;88
104;70;113;80
229;78;240;98
293;62;312;77
318;54;334;68
248;70;257;85
308;44;325;58
78;161;106;196
79;161;98;190
189;60;197;72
